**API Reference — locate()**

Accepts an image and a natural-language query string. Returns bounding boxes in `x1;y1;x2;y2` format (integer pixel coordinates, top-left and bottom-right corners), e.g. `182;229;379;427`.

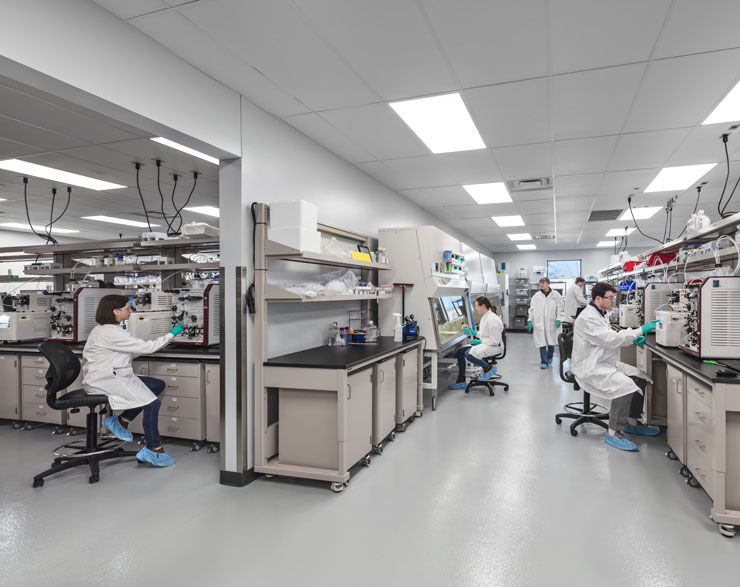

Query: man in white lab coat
570;282;661;451
528;277;564;368
563;277;587;326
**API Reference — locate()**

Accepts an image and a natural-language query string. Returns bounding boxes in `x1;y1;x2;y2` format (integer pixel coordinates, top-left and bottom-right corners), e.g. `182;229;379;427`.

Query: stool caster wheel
503;385;509;391
570;428;579;437
719;524;736;538
389;431;396;441
360;455;371;467
89;475;99;484
489;389;495;396
555;416;562;425
372;444;383;455
666;449;678;460
330;482;346;493
32;478;44;488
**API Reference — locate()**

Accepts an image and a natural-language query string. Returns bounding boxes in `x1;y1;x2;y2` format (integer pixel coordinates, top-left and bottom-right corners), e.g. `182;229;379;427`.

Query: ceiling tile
421;0;548;87
624;49;740;133
554;136;618;175
513;189;554;202
666;125;740;167
492;143;552;180
92;0;168;20
554;174;603;197
293;0;457;101
367;155;457;190
516;199;553;215
0;116;88;152
598;169;662;196
464;78;550;148
555;196;596;212
446;202;518;219
0;136;45;159
435;150;503;184
608;128;692;171
549;0;671;73
446;217;498;229
551;63;646;140
398;186;474;208
283;112;376;163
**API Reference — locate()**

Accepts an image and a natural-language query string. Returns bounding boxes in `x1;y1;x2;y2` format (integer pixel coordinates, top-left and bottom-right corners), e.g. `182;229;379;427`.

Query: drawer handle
695;439;706;451
167;405;179;411
168;425;180;432
34;358;44;363
36;411;46;416
695;412;707;423
167;385;179;389
166;367;178;372
35;393;44;398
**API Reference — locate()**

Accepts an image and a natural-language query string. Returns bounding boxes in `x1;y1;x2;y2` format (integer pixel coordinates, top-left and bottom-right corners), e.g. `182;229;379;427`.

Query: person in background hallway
528;277;564;369
562;277;588;331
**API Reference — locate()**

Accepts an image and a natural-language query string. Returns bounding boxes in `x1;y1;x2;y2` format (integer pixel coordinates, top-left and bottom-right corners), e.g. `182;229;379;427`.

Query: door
0;354;20;420
345;368;373;468
396;350;418;424
372;357;396;444
205;363;220;443
666;365;686;462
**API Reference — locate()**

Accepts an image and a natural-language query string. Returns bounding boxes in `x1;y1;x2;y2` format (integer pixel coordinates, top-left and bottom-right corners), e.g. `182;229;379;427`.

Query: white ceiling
9;0;740;253
0;75;219;241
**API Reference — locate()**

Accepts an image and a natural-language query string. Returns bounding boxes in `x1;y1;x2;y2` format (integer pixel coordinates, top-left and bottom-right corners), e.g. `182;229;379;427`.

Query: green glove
470;339;482;346
462;326;477;336
169;322;185;336
641;320;659;334
633;335;646;346
556;320;561;328
527;321;533;333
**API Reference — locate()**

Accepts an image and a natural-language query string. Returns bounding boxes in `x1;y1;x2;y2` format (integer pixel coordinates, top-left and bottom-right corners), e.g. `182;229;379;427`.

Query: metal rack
509;277;530;331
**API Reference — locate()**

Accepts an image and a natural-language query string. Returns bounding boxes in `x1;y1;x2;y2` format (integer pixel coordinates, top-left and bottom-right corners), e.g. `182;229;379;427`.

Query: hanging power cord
622;228;629;253
22;177;52;243
628;195;663;244
246;202;261;314
717;133;733;218
167;173;179;236
43;186;72;244
156;159;176;234
172;171;200;234
676;185;703;239
134;163;154;232
45;187;57;243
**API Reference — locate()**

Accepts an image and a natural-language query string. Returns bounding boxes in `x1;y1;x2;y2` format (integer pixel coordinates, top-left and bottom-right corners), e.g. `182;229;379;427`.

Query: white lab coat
570;304;650;401
82;324;174;410
563;285;587;322
528;289;564;347
467;310;503;360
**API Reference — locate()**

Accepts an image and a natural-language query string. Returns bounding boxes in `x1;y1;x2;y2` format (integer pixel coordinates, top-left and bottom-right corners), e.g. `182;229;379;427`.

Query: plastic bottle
365;321;379;342
393;313;403;342
328;322;339;346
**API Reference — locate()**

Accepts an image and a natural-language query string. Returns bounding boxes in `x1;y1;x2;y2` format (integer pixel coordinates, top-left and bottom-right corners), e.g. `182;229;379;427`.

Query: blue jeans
456;346;489;377
120;376;166;450
539;345;554;364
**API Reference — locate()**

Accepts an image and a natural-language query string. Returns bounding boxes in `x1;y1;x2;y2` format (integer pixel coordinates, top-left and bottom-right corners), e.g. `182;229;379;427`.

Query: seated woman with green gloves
81;294;185;468
448;297;504;390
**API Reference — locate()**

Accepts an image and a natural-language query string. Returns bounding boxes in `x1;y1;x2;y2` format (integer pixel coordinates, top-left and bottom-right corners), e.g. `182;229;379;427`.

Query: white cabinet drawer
22;402;63;425
21;354;49;368
160;395;202;420
149;361;201;379
128;414;203;440
132;360;149;376
160;376;202;399
22;366;48;384
22;384;47;403
686;377;711;409
687;441;714;500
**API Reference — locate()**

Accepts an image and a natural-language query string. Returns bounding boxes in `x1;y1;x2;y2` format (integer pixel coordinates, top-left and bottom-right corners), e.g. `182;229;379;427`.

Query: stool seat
54;388;109;410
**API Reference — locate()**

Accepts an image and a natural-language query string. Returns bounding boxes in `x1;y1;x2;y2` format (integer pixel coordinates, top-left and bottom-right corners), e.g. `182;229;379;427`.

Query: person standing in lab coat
570;282;660;451
563;277;588;327
82;294;185;467
528;277;564;369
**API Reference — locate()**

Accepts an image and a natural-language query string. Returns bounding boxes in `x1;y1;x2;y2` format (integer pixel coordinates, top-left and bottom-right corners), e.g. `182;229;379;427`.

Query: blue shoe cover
604;433;638;451
448;381;467;390
136;447;176;467
540;362;548;369
478;365;497;380
102;415;133;443
624;424;661;436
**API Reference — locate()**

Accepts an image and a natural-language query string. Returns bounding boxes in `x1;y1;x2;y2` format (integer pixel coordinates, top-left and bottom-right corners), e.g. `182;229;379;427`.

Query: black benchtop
0;340;220;358
645;335;740;384
265;337;424;370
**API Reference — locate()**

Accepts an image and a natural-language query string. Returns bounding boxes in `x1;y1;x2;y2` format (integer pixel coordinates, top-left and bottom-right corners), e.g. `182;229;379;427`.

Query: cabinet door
372;358;396;444
0;354;20;420
345;368;372;468
205;364;220;443
396;350;418;424
666;365;686;462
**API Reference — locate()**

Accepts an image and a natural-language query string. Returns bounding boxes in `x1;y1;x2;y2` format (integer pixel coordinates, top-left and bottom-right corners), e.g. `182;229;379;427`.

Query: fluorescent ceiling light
0;198;6;201
0;159;125;191
644;164;716;193
492;215;525;227
389;93;485;154
1;222;79;233
703;80;740;125
507;233;532;241
81;215;160;228
463;182;511;204
517;244;536;250
618;206;661;221
606;228;636;237
151;137;219;165
183;205;220;217
597;241;615;247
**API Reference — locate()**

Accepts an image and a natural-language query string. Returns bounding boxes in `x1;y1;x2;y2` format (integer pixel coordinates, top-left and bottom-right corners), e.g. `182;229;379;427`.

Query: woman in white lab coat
527;277;564;368
570;281;659;451
82;294;184;467
448;297;503;389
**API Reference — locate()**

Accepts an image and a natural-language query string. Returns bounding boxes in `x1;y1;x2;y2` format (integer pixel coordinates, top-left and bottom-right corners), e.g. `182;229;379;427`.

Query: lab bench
257;337;423;491
637;336;740;538
0;342;220;449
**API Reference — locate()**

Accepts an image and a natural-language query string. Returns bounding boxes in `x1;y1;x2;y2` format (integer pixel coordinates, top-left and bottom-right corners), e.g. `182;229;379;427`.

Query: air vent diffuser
588;209;623;222
506;177;552;192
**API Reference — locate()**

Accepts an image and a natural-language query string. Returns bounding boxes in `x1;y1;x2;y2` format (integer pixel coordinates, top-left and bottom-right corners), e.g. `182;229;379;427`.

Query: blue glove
641;320;659;334
556;320;561;328
633;335;646;346
462;326;477;336
169;322;185;336
527;321;533;333
470;339;482;346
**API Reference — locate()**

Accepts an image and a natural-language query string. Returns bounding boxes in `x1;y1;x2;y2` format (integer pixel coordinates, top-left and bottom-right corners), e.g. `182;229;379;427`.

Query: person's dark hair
95;294;130;325
591;282;617;300
475;296;496;313
539;277;550;284
575;277;585;285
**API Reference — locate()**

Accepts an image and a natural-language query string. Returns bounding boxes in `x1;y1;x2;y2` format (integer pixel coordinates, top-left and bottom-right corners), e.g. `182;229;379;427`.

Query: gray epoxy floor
1;333;739;586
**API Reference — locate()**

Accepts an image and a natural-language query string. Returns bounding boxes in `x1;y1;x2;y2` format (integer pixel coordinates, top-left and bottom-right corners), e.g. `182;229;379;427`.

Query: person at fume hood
448;297;503;390
528;277;564;369
570;282;660;451
563;277;587;326
81;294;185;467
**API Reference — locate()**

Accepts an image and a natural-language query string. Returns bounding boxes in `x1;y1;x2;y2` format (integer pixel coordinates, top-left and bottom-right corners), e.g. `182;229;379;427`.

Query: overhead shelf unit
253;203;394;485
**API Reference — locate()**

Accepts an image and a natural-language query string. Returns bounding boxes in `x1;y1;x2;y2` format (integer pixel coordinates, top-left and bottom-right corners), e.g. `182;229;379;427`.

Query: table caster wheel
361;455;371;467
666;449;678;460
687;476;700;488
330;482;345;493
570;428;579;437
372;444;383;455
415;411;422;418
679;465;690;477
89;475;99;484
32;478;44;488
719;524;736;538
190;442;203;452
264;474;275;479
12;422;22;430
389;431;396;441
555;416;562;425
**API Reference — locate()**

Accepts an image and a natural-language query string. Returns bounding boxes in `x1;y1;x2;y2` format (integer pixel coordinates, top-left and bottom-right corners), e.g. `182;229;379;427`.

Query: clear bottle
328;322;339;346
365;321;379;342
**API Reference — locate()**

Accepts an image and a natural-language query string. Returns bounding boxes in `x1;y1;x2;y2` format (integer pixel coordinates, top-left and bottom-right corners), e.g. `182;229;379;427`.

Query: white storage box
269;200;318;230
268;227;321;253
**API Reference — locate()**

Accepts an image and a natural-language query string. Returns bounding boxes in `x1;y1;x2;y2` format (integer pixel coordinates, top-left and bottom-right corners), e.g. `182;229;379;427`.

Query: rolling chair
32;342;137;487
465;329;510;396
554;331;608;436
